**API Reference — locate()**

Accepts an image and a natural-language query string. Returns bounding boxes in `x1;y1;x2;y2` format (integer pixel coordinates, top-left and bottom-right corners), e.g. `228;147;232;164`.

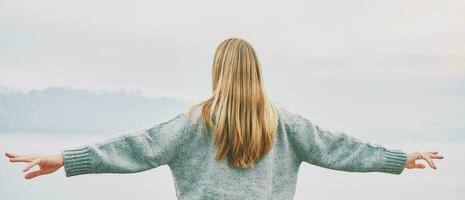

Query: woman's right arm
5;113;192;179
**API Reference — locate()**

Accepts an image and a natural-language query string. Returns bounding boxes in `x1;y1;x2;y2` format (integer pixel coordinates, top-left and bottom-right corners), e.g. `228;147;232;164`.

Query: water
1;134;463;200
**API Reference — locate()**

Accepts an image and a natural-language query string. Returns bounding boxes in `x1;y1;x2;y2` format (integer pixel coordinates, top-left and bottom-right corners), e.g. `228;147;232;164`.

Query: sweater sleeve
61;113;190;177
290;113;407;174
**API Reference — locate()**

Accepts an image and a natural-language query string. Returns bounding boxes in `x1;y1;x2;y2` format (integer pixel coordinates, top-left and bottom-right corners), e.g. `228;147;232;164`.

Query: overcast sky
1;0;464;140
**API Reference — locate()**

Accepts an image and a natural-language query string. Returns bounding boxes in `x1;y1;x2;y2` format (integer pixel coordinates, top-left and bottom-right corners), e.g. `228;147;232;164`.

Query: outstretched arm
289;113;443;174
5;113;191;179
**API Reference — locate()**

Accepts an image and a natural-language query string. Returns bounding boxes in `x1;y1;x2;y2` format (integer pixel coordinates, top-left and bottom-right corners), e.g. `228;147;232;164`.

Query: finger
425;152;444;159
9;156;36;163
24;170;44;179
5;152;22;158
415;163;426;169
430;154;444;159
22;159;40;172
420;153;437;169
427;151;438;155
5;152;39;159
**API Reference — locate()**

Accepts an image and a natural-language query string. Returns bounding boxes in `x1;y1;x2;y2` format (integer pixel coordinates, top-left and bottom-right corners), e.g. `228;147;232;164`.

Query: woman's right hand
405;151;444;169
5;152;64;179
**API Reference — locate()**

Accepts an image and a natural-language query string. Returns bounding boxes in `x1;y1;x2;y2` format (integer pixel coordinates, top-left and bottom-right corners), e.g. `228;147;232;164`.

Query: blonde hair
187;37;278;169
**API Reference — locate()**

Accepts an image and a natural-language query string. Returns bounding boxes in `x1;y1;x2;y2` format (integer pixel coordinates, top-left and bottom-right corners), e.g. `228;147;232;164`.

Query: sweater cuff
381;148;407;175
62;146;94;177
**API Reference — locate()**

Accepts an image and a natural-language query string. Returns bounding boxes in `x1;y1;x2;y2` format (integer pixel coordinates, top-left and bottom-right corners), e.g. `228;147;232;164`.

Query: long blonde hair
187;37;278;169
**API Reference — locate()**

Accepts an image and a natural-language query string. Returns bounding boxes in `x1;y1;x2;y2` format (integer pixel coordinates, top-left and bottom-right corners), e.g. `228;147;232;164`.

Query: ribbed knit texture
62;147;93;176
62;105;407;199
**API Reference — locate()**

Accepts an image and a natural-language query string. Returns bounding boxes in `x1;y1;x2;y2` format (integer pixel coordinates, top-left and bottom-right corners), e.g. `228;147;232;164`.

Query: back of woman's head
188;37;278;169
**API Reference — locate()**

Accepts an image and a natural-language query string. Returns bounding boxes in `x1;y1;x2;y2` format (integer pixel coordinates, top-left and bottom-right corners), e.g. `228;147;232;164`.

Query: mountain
0;87;191;134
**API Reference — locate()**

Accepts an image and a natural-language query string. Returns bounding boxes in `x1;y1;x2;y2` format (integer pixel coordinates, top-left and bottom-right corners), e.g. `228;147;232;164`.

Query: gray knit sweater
62;105;407;200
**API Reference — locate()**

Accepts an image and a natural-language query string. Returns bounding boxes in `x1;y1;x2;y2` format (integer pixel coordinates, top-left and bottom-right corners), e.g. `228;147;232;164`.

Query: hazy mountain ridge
0;87;463;142
0;87;191;134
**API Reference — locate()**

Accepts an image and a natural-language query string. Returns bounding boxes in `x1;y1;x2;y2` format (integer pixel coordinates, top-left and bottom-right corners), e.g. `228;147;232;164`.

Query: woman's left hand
405;151;444;169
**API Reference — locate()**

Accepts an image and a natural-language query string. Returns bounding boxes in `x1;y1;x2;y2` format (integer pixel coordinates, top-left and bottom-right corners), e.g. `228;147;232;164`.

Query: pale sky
1;0;464;140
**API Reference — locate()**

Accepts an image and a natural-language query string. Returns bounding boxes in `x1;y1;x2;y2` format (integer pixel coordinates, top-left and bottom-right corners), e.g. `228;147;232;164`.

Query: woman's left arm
5;113;191;179
289;113;444;174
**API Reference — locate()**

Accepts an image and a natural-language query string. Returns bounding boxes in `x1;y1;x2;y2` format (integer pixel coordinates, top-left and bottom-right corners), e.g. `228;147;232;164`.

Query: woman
5;38;443;199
